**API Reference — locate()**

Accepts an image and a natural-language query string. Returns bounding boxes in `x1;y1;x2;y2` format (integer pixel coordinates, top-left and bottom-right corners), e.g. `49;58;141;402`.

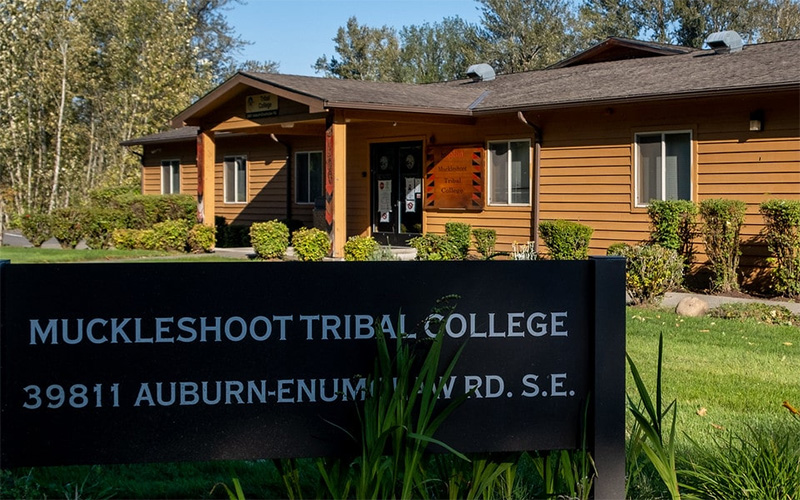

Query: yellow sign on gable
245;93;279;118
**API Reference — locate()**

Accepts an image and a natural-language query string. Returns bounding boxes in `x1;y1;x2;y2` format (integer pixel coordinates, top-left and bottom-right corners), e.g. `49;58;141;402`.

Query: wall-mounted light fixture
749;110;764;132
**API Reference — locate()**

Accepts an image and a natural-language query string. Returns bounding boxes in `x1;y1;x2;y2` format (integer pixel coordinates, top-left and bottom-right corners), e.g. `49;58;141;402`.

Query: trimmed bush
292;227;331;262
409;233;460;261
157;194;197;222
152;220;190;251
472;228;497;259
111;228;158;250
50;207;86;249
250;220;290;259
344;235;379;261
88;186;138;206
608;243;683;304
83;208;125;249
19;213;51;247
187;224;216;253
699;198;747;292
445;222;472;259
538;220;593;260
760;199;800;296
647;199;698;269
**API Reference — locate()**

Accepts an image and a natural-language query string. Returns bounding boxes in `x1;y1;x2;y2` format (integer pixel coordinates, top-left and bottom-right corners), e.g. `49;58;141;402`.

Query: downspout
517;112;542;254
271;134;292;222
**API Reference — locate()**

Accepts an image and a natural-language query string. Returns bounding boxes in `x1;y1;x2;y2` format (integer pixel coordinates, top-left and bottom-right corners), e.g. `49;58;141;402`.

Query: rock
675;296;709;317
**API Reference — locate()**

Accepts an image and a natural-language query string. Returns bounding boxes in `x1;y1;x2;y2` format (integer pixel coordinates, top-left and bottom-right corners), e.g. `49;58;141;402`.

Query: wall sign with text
245;93;279;119
425;145;483;210
0;259;625;498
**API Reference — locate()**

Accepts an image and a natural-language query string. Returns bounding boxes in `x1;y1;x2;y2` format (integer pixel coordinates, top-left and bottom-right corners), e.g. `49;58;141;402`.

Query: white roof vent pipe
705;31;744;54
466;63;496;82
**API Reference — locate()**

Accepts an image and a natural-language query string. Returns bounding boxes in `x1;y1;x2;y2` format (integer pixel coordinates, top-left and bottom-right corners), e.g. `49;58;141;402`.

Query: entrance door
371;141;423;246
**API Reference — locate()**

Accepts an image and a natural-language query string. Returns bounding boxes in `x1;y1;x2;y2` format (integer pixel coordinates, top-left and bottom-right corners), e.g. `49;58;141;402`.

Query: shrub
608;244;683;304
187;224;216;253
409;233;460;261
344;235;379;261
699;199;747;292
759;199;800;296
152;220;190;251
215;217;252;248
538;220;593;260
369;246;400;261
156;194;197;223
19;213;51;247
83;208;125;249
111;193;161;229
647;200;697;269
50;207;86;249
472;228;497;259
445;222;472;259
250;220;290;259
111;228;158;250
88;186;138;207
292;227;331;262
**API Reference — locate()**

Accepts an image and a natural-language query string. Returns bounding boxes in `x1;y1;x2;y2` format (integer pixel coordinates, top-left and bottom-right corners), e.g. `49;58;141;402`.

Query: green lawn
0;246;242;263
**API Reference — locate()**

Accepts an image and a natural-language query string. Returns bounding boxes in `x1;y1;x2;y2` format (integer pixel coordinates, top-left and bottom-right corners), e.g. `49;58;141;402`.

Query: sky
225;0;484;76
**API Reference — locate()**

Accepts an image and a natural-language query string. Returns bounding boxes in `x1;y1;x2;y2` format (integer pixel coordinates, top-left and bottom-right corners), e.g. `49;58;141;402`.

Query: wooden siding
345;114;536;247
141;142;198;195
537;90;799;282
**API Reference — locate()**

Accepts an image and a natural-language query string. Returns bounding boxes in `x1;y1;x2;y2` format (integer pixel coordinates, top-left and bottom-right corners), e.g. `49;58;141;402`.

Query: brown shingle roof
452;40;800;112
125;39;800;146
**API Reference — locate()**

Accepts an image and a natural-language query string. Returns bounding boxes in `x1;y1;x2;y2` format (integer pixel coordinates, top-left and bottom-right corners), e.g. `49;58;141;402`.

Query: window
295;151;323;204
636;132;692;206
488;140;530;205
224;156;247;203
161;160;180;194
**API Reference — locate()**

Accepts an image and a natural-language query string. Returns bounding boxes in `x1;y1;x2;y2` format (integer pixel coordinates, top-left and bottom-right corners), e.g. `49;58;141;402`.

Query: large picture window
161;160;180;194
488;140;530;205
224;156;247;203
636;132;692;206
296;151;323;204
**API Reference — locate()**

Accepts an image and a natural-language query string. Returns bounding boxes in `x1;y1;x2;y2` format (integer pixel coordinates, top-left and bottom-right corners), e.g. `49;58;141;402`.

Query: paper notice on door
378;180;392;212
380;211;391;223
405;178;420;212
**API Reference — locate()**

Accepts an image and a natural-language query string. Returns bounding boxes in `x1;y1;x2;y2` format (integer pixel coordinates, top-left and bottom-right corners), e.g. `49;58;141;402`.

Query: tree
314;17;403;81
399;17;482;82
755;0;800;42
632;0;675;43
672;0;757;47
477;0;578;73
577;0;641;46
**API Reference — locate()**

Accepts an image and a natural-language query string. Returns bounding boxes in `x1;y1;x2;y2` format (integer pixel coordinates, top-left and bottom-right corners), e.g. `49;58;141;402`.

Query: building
123;34;800;282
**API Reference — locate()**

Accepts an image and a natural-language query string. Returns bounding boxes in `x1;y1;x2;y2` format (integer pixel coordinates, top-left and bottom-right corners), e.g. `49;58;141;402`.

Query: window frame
634;130;693;207
160;159;180;194
295;150;324;205
486;139;532;206
223;155;248;204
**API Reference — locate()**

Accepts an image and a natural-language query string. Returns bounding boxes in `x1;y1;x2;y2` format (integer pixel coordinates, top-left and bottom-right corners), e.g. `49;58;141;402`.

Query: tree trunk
48;41;69;213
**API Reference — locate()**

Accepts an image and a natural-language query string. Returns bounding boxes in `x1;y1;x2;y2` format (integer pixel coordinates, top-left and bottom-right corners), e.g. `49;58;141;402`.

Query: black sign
0;259;625;497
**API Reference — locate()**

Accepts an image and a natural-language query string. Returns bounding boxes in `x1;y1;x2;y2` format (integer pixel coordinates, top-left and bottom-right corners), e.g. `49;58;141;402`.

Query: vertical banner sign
0;259;625;496
425;145;483;209
324;117;335;239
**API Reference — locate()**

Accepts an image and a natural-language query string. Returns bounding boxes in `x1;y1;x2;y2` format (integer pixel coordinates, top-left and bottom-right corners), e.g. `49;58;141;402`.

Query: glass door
371;141;423;246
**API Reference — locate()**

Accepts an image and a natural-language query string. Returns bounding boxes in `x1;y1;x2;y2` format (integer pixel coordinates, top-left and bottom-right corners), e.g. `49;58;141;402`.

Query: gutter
517;112;542;254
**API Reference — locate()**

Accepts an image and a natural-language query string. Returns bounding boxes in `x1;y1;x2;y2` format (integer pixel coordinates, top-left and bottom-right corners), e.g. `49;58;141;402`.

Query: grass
0;247;243;263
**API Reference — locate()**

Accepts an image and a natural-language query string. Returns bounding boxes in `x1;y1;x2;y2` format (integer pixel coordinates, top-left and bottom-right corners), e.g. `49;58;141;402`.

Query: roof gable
549;37;697;69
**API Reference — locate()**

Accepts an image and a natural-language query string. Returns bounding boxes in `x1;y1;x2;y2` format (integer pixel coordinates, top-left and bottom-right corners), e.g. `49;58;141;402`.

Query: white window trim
223;155;248;204
487;139;532;206
295;150;323;205
634;130;693;207
161;159;180;194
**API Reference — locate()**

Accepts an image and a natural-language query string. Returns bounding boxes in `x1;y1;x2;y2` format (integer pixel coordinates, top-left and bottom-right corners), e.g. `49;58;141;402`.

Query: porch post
197;129;216;225
324;112;347;258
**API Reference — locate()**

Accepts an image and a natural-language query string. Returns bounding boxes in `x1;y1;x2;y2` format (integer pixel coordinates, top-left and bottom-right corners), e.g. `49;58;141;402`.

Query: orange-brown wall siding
141;141;199;196
536;90;800;279
345;113;537;248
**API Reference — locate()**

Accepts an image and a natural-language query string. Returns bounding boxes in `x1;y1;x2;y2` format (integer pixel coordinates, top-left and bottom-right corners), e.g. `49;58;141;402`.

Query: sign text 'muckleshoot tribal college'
0;259;625;496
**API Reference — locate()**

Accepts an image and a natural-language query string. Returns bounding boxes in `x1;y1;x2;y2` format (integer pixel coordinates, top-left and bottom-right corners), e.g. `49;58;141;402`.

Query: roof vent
466;63;496;82
705;30;743;54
